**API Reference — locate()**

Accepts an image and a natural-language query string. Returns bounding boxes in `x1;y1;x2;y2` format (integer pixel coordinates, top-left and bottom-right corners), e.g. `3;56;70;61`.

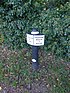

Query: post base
32;62;39;70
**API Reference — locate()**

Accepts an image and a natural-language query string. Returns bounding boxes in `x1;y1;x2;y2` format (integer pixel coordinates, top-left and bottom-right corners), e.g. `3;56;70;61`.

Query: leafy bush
0;0;70;58
41;3;70;58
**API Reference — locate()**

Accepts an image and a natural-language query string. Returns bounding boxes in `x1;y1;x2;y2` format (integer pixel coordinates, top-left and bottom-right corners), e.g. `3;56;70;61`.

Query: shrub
0;0;70;58
40;3;70;58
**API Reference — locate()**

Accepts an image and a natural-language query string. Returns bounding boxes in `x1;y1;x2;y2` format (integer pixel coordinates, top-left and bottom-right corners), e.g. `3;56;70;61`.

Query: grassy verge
0;46;70;93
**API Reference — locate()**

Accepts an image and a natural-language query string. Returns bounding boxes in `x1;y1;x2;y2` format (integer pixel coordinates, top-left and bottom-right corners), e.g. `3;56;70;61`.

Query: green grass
0;47;70;93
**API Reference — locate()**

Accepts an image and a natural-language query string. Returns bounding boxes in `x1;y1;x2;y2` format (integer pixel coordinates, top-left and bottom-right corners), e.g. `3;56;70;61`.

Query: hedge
0;0;70;59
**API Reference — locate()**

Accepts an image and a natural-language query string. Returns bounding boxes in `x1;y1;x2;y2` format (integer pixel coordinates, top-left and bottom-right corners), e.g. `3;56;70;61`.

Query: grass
0;46;70;93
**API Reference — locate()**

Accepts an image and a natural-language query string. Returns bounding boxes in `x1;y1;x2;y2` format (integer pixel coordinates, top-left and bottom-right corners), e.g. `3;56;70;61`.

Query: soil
0;46;51;93
0;45;70;93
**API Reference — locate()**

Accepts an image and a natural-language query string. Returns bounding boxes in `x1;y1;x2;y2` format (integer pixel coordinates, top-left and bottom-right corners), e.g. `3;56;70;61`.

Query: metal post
27;28;45;70
32;46;39;70
31;29;39;70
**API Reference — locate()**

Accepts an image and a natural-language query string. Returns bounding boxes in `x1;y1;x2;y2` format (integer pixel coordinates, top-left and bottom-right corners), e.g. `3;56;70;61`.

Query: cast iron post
31;29;39;70
27;28;45;70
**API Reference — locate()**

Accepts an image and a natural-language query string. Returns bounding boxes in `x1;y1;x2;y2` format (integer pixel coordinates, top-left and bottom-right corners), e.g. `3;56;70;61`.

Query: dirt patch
0;45;70;93
0;46;50;93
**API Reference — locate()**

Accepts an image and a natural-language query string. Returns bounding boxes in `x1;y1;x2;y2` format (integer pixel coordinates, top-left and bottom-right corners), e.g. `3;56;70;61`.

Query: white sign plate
33;35;45;46
27;34;45;46
27;34;33;45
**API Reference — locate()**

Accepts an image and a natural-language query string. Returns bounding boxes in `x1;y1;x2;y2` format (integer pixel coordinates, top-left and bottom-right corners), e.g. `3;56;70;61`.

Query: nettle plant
0;0;70;58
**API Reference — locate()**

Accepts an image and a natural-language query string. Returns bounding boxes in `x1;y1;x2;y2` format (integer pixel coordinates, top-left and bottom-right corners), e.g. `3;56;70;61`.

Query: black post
31;29;39;70
32;46;39;70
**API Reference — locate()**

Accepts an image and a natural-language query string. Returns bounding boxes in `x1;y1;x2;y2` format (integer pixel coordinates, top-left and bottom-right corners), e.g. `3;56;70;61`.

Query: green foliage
41;4;70;58
0;0;70;58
